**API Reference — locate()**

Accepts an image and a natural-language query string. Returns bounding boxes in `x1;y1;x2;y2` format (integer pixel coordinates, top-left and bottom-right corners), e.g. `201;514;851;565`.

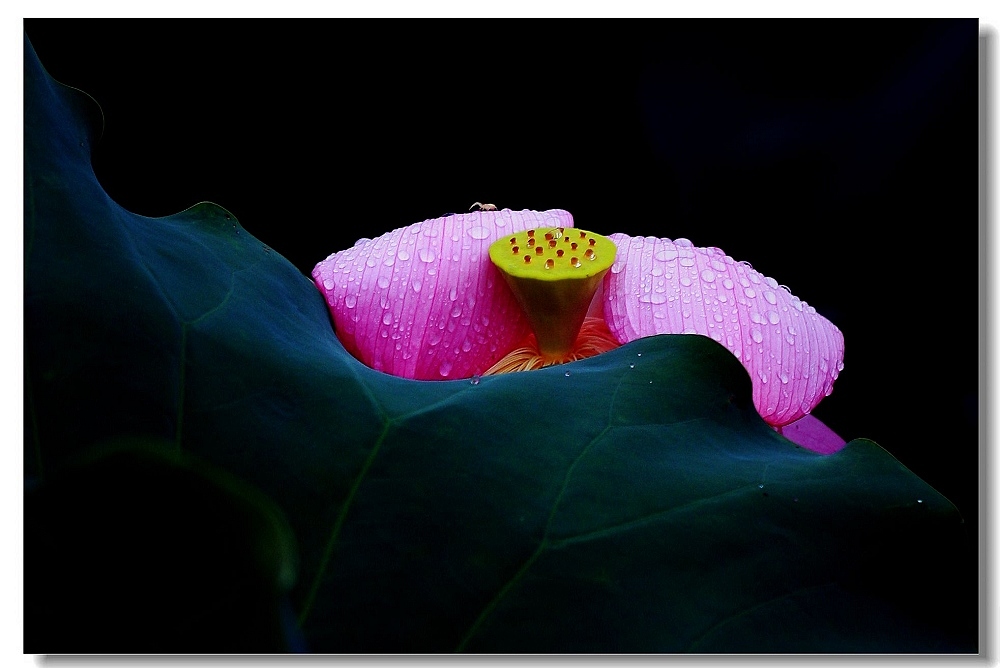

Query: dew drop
764;290;777;305
323;278;335;290
767;311;781;325
751;328;763;343
382;311;393;325
449;287;458;301
700;269;716;283
468;226;490;240
744;287;757;299
654;248;678;262
679;257;695;267
469;374;480;385
564;371;571;377
397;250;410;261
366;257;377;268
377;276;390;289
439;360;453;377
779;373;789;384
344;293;357;308
418;248;436;263
611;261;624;274
412;280;422;293
629;363;635;369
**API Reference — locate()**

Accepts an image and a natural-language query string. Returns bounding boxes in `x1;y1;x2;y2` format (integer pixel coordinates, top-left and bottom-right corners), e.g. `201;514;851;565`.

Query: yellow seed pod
489;227;616;358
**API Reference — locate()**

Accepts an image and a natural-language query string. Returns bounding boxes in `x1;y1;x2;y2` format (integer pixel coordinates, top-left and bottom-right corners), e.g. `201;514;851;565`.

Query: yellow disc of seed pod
488;227;617;358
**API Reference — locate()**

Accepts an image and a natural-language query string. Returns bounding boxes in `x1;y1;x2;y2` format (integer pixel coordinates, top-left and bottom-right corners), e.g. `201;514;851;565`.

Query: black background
23;19;982;550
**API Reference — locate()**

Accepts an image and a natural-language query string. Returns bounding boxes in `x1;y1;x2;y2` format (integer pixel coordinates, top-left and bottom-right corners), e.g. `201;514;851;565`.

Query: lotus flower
312;208;846;453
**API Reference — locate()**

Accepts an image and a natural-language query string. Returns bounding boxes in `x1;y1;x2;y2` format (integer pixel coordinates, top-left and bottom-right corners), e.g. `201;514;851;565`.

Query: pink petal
603;234;845;426
776;414;848;455
312;209;575;380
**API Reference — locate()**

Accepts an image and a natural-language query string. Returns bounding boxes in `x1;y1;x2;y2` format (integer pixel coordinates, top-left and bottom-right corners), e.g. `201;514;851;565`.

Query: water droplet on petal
397;250;410;261
418;248;436;263
764;290;777;305
744;287;757;299
377;276;390;289
323;278;335;290
382;311;393;325
468;226;490;240
767;311;781;325
439;360;453;377
412;280;422;293
751;328;763;343
700;269;716;282
655;248;678;262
